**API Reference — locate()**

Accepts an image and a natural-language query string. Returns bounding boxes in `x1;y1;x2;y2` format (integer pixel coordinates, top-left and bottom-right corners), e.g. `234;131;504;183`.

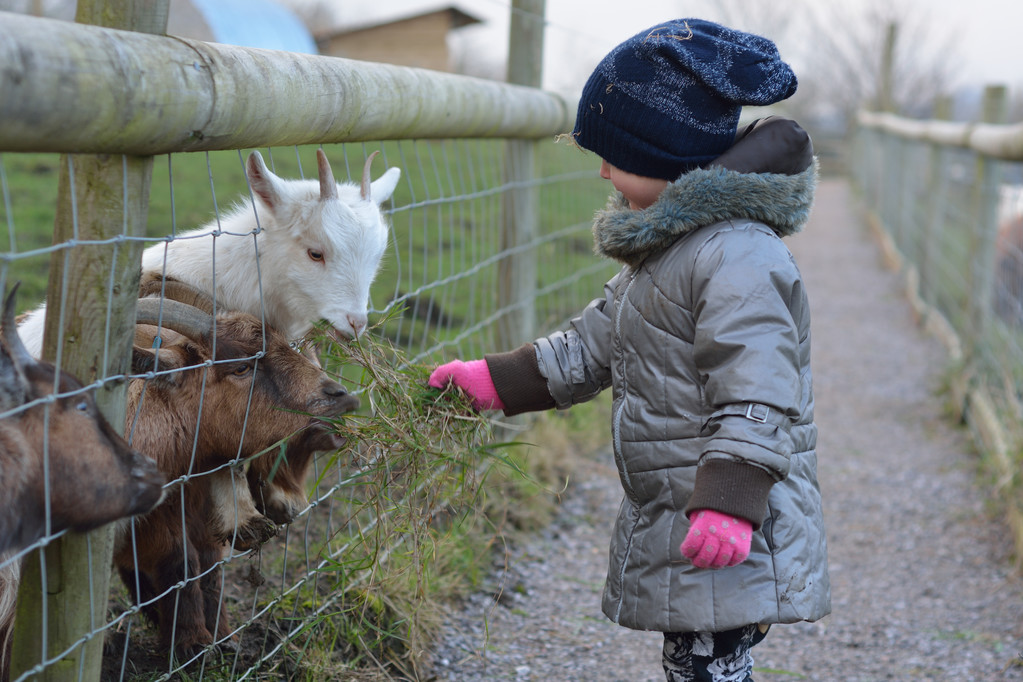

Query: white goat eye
75;400;89;413
307;249;324;263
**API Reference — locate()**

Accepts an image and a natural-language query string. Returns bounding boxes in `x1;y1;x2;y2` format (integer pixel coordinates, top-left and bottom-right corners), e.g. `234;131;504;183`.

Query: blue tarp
189;0;318;54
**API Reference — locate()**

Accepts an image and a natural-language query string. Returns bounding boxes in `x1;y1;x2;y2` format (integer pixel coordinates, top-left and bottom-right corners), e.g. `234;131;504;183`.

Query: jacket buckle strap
745;403;770;423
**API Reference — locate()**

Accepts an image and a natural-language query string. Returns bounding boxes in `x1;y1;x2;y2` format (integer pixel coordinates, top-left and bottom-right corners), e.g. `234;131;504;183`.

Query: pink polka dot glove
428;359;505;411
681;509;753;569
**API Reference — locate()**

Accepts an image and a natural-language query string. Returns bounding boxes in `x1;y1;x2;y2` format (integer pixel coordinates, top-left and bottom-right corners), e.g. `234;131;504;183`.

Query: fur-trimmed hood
593;160;818;268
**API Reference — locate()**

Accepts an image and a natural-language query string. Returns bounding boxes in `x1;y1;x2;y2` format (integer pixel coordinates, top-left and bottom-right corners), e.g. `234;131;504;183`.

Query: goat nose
347;314;367;337
322;379;347;397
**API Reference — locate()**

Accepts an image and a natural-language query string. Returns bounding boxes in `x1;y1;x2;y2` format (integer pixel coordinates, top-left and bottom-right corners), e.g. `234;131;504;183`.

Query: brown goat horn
1;282;36;369
135;298;215;342
317;149;338;201
139;274;217;315
360;150;380;201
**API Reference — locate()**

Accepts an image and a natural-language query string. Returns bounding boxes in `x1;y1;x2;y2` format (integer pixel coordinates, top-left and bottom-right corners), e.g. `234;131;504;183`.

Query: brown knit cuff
683;459;777;529
485;344;556;416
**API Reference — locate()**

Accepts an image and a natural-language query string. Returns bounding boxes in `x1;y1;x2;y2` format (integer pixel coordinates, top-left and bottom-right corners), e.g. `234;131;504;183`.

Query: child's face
599;160;668;210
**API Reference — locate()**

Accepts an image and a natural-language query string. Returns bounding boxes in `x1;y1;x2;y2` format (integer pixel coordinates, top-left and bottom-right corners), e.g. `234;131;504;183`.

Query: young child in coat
429;18;830;682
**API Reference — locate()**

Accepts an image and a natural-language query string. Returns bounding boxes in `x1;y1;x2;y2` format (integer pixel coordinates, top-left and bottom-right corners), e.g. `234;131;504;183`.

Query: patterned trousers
662;624;769;682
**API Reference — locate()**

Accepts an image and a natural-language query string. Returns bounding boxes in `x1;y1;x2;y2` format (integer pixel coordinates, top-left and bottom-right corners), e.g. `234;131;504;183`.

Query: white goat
18;149;401;356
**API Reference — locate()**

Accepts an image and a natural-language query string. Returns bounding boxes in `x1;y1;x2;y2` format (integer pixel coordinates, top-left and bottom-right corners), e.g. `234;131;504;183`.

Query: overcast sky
299;0;1022;98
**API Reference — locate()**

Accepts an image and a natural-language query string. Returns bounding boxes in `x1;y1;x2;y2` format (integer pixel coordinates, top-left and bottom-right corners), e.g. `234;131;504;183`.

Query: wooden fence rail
858;110;1023;160
0;11;573;155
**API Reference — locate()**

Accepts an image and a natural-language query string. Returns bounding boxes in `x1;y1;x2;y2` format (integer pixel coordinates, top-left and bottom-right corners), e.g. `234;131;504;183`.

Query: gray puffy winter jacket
485;118;831;633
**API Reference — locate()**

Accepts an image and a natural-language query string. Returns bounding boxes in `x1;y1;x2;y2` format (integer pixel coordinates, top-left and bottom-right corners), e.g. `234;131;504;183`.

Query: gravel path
428;179;1023;681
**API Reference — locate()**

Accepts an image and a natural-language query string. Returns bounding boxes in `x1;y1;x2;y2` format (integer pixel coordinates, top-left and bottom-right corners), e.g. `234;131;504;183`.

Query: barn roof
314;5;482;41
178;0;317;54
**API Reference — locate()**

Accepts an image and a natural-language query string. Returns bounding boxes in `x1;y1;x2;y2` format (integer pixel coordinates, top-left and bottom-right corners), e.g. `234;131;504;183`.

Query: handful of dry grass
319;330;501;478
285;328;520;677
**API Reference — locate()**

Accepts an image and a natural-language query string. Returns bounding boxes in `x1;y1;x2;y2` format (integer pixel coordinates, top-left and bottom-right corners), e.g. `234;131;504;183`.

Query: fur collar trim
592;160;818;267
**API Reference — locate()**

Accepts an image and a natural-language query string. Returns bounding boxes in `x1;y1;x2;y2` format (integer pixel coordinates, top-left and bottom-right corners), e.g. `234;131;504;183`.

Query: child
429;18;830;682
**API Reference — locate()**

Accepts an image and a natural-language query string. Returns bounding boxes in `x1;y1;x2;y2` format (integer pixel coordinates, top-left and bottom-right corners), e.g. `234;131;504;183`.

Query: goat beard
294;419;346;454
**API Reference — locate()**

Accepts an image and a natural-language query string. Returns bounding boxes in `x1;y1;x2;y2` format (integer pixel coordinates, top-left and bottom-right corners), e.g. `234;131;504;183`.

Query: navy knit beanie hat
572;18;798;180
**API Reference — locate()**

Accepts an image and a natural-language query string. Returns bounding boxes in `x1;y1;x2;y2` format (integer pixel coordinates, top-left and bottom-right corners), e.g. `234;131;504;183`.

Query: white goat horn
317;149;338;201
361;151;380;201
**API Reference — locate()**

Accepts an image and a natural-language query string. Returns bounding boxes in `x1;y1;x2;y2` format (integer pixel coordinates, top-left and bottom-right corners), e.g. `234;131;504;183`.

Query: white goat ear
369;167;401;205
246;151;285;210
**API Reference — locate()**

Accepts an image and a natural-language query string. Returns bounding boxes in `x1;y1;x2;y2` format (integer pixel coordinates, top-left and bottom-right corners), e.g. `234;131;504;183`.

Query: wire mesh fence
852;121;1023;405
0;132;615;679
852;110;1023;567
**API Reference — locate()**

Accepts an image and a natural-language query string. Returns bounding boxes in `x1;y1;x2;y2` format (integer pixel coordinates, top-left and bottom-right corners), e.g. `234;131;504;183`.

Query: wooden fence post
966;85;1008;362
880;129;899;243
10;2;167;680
498;0;546;350
920;96;953;308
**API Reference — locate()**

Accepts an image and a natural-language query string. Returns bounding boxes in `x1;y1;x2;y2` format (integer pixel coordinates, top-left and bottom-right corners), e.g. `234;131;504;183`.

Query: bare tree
799;0;960;122
701;0;960;128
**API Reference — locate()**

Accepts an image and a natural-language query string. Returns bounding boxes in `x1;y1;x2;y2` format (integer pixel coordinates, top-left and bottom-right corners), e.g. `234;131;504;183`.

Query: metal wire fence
0;136;614;680
0;5;620;678
852;118;1023;399
851;107;1023;565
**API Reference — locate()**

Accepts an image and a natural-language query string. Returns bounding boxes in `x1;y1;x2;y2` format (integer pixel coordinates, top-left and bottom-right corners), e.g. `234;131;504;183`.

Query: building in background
314;5;482;73
0;0;489;72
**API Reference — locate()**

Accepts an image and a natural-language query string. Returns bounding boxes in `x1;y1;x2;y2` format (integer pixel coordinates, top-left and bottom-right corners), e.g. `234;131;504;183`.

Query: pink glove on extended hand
681;509;753;569
428;359;505;411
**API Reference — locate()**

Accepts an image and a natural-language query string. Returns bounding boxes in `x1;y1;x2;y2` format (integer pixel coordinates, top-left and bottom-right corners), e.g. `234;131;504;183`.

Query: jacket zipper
612;272;638;503
611;272;640;622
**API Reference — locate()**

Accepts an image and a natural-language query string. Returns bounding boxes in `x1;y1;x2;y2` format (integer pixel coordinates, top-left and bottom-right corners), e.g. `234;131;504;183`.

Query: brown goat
138;273;340;527
115;298;359;656
0;282;166;680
